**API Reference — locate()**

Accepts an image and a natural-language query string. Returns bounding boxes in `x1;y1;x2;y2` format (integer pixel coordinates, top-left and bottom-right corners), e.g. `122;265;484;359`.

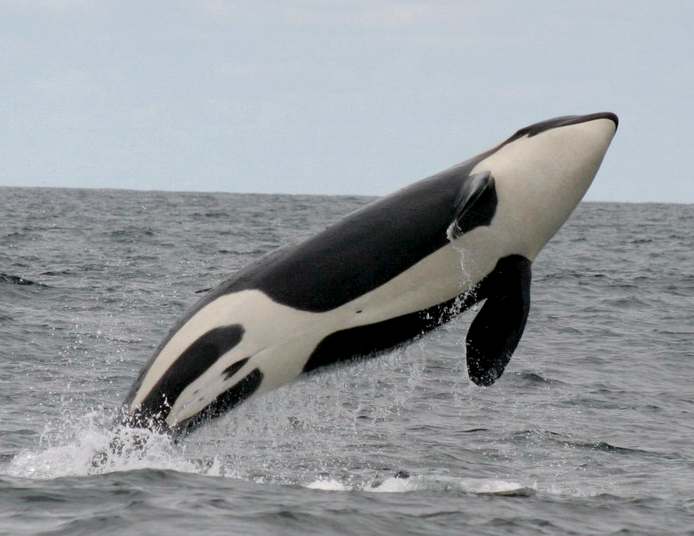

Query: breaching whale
123;112;618;435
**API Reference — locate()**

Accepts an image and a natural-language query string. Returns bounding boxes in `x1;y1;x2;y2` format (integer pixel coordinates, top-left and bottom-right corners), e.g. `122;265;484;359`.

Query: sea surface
1;187;693;535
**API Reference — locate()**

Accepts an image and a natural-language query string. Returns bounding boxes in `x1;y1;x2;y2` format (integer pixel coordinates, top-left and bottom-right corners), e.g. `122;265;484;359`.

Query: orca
122;112;618;435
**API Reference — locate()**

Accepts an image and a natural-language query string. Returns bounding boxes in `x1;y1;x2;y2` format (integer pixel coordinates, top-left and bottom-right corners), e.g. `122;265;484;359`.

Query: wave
509;429;680;459
0;273;43;286
512;371;566;386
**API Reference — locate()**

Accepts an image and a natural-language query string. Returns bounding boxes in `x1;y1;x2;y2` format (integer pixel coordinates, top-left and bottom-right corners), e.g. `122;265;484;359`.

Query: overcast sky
1;1;691;203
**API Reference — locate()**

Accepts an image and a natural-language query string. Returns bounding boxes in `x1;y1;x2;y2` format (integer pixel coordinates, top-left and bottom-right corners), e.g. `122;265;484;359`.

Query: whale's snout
583;111;619;130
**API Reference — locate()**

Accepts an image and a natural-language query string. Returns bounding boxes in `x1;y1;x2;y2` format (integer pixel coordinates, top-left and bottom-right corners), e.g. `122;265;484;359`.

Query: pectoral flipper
466;255;531;386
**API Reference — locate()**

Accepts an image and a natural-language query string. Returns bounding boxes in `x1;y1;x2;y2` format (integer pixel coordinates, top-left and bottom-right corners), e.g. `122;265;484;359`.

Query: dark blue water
1;187;693;535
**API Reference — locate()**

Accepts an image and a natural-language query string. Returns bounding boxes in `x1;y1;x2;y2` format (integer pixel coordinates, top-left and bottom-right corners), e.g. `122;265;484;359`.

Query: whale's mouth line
554;112;618;130
502;112;619;147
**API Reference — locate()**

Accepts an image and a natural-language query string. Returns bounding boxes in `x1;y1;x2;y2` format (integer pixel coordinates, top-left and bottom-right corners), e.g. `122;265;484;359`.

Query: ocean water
1;186;693;535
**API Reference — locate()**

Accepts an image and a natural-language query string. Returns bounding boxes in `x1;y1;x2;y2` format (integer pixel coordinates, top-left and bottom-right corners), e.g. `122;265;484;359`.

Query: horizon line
0;183;691;207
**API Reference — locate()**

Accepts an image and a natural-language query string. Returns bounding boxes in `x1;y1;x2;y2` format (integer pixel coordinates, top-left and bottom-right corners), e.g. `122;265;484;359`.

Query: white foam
304;478;350;491
367;475;533;495
454;477;535;496
300;473;535;496
367;476;417;493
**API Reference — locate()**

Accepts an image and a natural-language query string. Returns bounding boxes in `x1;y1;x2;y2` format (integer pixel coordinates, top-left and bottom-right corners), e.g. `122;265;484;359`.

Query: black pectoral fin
450;171;497;239
466;255;532;386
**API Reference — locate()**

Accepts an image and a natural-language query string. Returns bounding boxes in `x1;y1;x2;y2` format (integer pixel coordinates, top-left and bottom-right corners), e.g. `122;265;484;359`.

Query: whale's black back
213;156;490;313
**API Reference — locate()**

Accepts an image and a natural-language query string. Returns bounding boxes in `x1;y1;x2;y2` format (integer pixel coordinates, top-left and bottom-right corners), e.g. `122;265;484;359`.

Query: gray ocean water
0;186;693;535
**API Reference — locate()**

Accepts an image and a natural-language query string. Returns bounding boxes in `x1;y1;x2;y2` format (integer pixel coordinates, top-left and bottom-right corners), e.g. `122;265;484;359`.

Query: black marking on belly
136;324;245;422
302;287;483;374
223;357;250;379
174;368;263;436
303;255;531;377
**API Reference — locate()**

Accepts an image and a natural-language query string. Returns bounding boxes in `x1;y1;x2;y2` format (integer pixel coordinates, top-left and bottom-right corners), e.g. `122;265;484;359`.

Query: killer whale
122;112;618;435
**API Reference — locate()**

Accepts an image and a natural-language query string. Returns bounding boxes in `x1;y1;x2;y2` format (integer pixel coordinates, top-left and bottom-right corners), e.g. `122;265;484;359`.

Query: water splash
5;408;224;480
445;226;483;319
4;343;434;483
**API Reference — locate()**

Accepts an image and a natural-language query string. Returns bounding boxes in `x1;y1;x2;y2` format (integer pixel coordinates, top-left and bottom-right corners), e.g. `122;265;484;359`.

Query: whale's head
476;112;618;260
